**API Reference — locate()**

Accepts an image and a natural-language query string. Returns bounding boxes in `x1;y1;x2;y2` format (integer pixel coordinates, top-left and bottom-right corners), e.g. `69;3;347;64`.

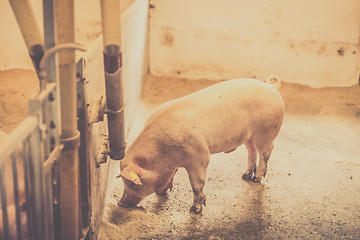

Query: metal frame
4;0;128;239
0;105;56;240
4;0;85;239
76;58;92;238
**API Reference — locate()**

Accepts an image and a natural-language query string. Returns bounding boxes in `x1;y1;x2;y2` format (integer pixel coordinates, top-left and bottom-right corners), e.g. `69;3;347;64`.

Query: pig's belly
190;111;252;154
191;104;282;154
204;124;251;154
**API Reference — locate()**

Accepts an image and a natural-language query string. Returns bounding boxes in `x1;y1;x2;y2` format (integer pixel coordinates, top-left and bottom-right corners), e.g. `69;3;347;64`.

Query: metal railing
0;72;65;240
0;117;58;240
4;0;128;238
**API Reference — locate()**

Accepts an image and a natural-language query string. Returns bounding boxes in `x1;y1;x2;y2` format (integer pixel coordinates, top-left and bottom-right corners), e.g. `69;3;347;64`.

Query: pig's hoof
190;198;206;214
156;181;174;195
251;176;262;183
155;189;168;195
190;204;203;214
242;172;253;181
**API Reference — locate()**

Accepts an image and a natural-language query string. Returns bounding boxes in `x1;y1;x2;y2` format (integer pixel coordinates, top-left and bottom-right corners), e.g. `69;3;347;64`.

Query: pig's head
117;158;157;207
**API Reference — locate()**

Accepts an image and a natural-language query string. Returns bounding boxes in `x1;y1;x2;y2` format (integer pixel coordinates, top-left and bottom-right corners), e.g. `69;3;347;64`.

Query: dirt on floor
0;69;39;133
98;74;360;239
0;70;359;239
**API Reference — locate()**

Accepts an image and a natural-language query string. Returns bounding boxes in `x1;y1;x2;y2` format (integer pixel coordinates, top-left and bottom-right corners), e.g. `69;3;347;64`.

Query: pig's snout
118;192;142;208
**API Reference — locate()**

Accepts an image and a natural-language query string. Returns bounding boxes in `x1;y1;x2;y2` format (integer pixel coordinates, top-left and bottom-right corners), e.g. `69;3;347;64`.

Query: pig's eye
128;181;141;190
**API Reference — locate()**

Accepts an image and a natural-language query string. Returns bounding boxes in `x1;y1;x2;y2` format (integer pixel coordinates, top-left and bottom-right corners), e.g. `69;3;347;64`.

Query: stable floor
99;75;360;240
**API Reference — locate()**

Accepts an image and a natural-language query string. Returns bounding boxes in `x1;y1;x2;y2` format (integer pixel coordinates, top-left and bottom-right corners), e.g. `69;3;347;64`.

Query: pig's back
145;78;284;154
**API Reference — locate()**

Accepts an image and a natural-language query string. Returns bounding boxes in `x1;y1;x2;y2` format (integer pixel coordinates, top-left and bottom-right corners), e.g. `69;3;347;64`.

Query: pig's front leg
155;169;178;195
185;153;210;214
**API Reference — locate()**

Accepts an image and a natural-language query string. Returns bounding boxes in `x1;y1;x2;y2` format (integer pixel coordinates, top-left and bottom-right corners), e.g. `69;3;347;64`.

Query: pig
117;76;284;214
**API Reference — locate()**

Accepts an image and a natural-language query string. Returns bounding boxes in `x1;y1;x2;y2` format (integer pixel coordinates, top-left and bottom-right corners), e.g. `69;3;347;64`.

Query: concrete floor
99;76;360;239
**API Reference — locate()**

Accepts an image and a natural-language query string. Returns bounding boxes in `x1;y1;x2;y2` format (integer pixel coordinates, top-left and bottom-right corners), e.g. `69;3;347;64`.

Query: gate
1;0;126;239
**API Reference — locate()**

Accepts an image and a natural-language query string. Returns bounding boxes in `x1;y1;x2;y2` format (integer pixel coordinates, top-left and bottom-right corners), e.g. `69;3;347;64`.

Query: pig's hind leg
242;139;258;181
252;142;274;182
185;151;210;214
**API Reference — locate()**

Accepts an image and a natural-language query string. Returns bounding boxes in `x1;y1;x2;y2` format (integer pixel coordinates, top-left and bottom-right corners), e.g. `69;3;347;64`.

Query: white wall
149;0;360;87
83;1;148;235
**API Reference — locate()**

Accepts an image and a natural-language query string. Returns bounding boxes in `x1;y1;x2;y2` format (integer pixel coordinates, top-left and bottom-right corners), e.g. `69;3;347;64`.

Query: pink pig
117;76;284;213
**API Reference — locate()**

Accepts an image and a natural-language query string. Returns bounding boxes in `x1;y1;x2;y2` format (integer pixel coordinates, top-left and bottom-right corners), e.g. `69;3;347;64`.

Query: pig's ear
117;167;142;185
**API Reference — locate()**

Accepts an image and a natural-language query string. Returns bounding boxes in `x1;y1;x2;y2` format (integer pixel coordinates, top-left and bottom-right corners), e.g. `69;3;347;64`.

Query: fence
1;0;146;238
0;81;61;240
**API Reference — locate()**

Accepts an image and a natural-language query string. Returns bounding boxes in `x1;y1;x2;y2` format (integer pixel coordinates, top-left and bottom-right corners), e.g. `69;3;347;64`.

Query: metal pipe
54;0;80;238
36;42;85;240
40;44;87;72
8;0;44;78
42;1;57;238
76;60;91;231
100;0;126;160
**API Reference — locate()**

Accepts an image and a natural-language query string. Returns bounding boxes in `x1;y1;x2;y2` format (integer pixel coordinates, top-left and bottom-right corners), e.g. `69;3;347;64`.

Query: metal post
54;0;80;239
43;0;58;239
100;0;126;160
28;128;45;240
8;0;44;83
76;59;91;235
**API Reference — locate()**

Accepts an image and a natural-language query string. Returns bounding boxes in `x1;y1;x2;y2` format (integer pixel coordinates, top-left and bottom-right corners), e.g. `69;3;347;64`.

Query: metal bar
43;145;63;175
11;153;22;240
54;0;80;238
0;117;38;166
100;0;126;160
35;44;85;240
40;44;86;72
44;174;53;240
0;165;9;240
54;7;78;138
43;98;57;240
44;171;54;240
88;95;106;124
43;0;60;154
29;82;57;113
76;60;91;232
43;147;61;240
29;129;44;240
52;161;61;240
22;140;33;240
8;0;44;79
43;2;59;238
43;0;56;84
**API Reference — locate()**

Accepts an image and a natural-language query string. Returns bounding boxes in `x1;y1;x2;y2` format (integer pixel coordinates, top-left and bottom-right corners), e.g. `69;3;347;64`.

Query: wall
149;0;360;87
78;0;149;237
